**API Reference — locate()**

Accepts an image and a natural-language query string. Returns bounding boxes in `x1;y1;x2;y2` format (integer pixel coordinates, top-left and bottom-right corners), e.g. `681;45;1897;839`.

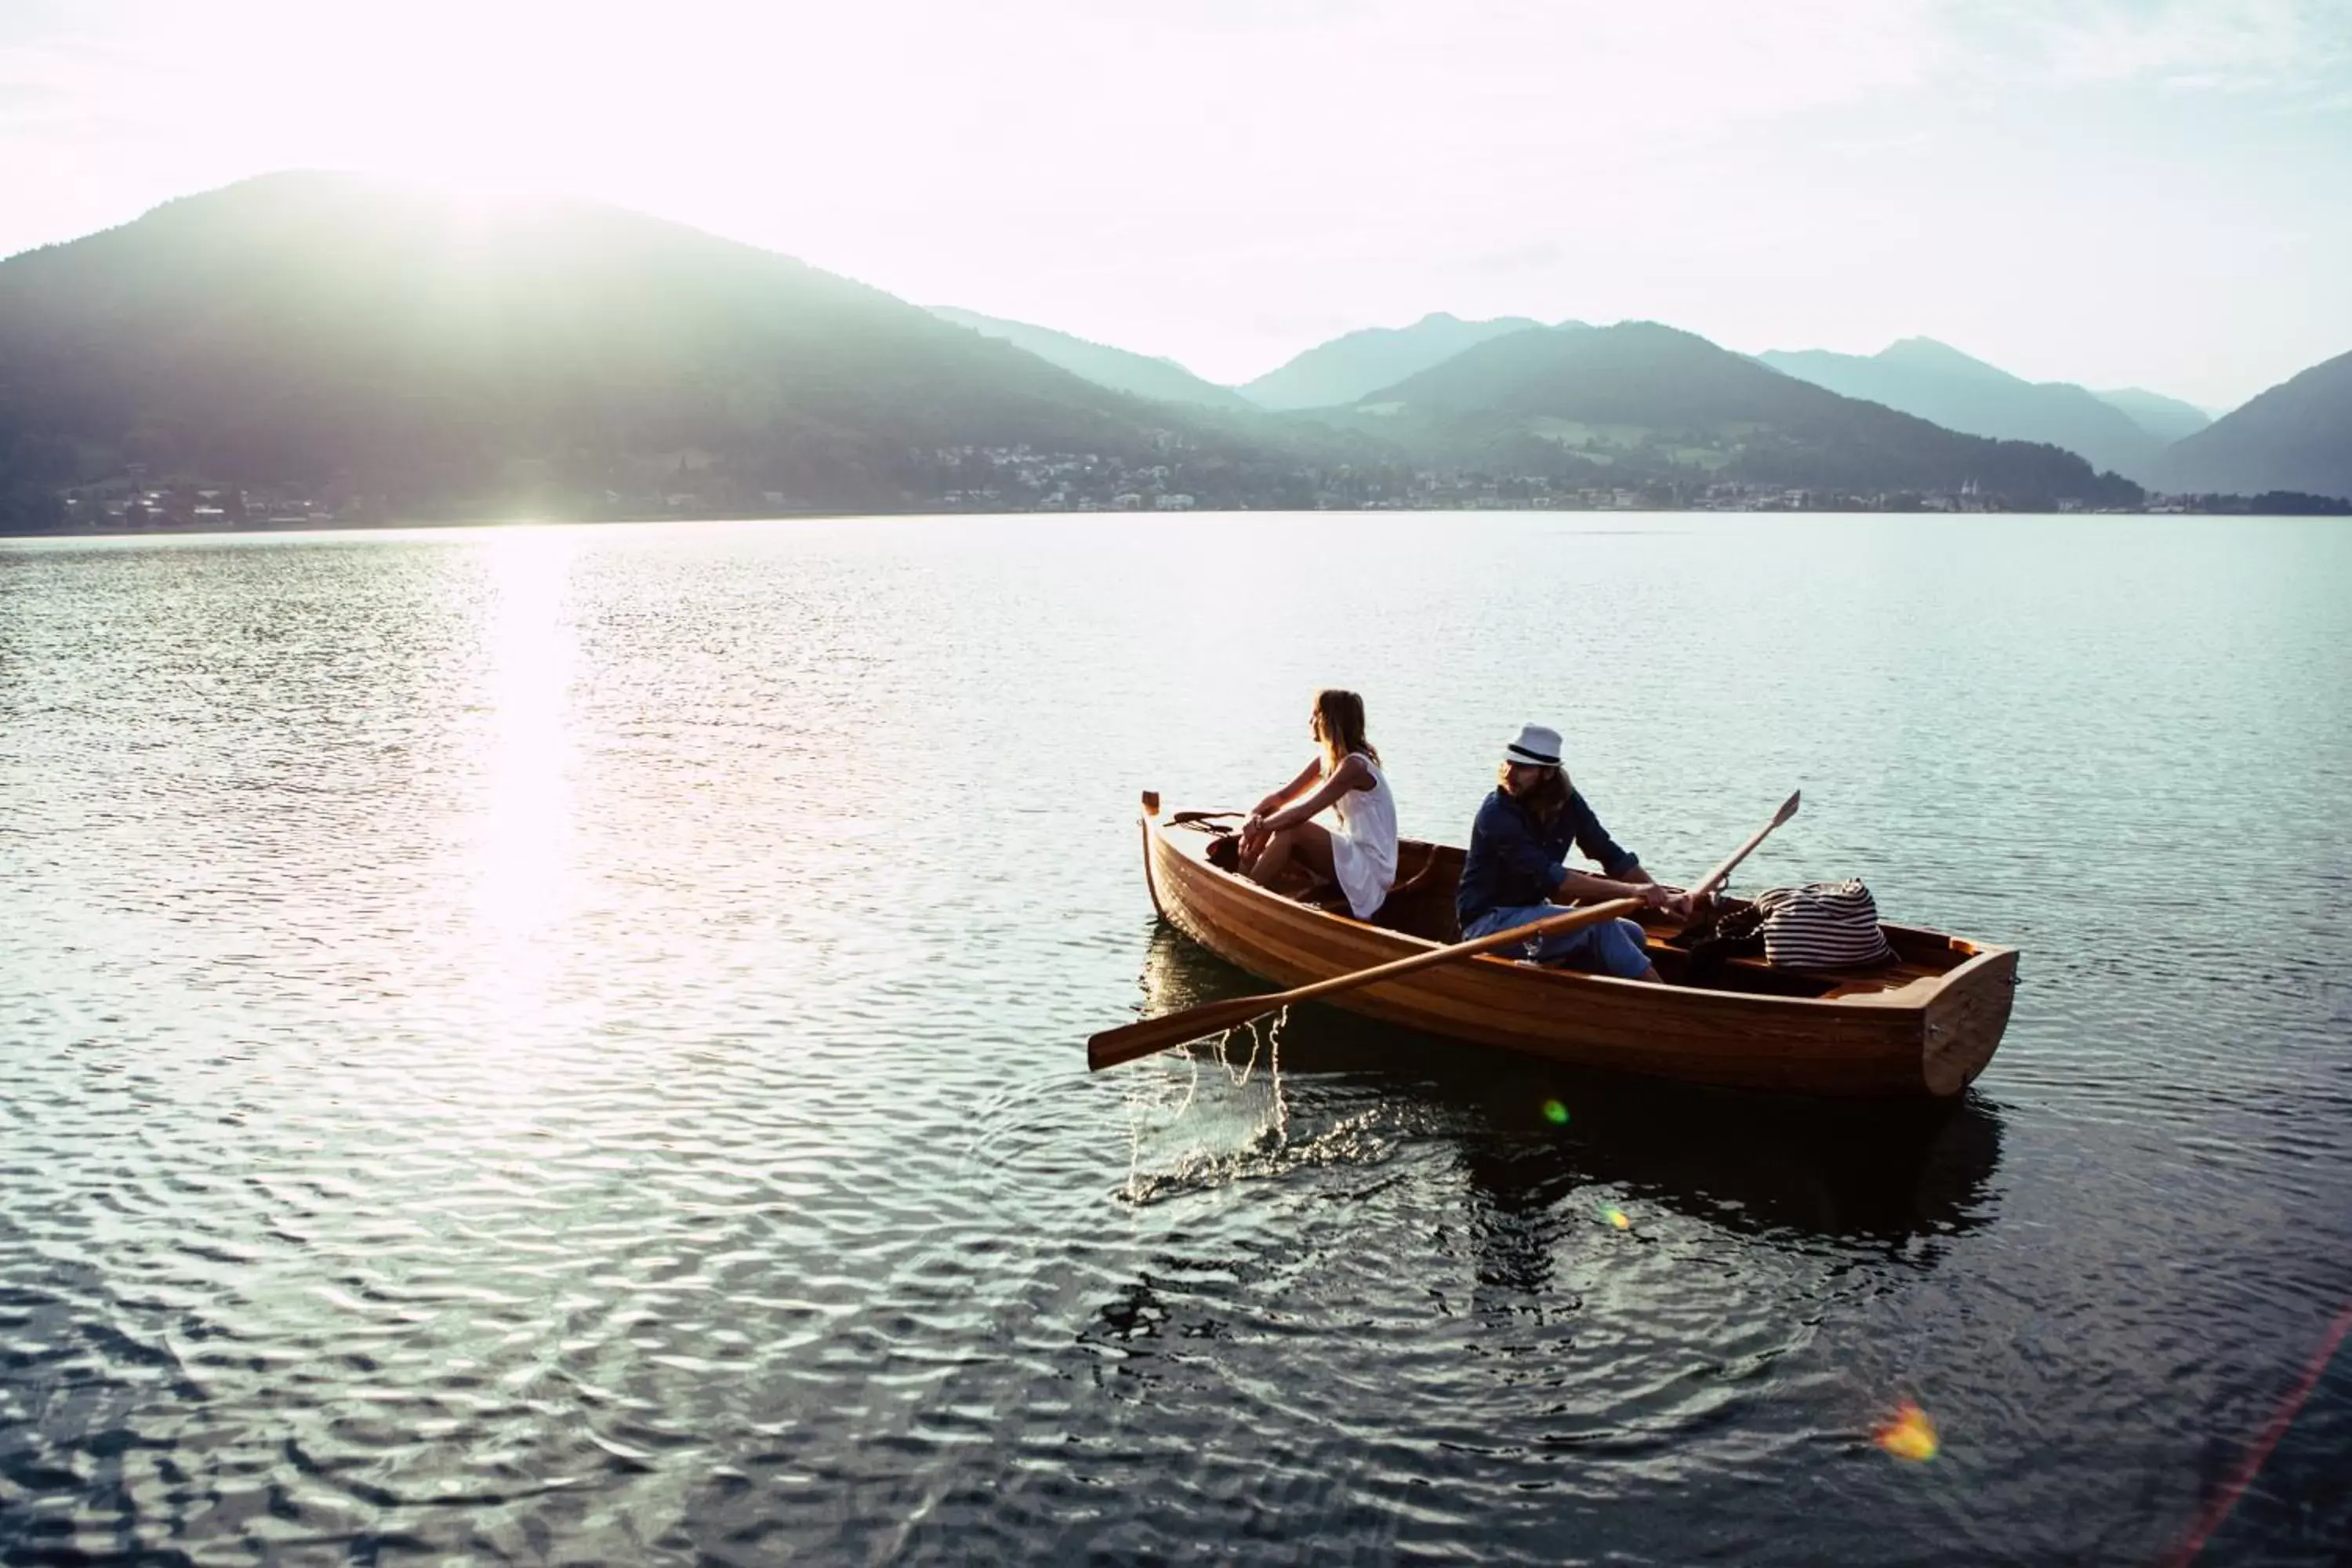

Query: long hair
1498;760;1573;826
1314;688;1379;770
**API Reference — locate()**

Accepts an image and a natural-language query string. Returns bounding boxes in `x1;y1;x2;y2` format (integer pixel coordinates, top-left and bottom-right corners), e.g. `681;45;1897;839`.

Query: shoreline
5;503;2343;544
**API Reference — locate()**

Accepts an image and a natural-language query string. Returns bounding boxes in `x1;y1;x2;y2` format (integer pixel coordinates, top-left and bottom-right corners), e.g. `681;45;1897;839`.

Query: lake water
2;514;2348;1565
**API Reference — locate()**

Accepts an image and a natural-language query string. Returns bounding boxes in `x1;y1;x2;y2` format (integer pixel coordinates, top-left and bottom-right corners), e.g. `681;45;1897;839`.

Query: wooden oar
1690;789;1800;899
1087;790;1802;1073
1087;898;1642;1072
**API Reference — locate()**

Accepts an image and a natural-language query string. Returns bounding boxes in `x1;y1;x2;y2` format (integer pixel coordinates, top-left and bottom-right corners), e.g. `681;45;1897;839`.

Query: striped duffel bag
1751;880;1893;971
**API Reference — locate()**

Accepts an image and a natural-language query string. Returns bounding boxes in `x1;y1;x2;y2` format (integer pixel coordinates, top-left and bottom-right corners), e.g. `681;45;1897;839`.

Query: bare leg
1247;819;1336;888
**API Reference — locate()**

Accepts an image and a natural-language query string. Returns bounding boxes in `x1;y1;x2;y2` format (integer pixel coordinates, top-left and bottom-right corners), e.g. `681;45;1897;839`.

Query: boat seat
1366;853;1461;942
1257;845;1460;935
1816;962;1945;1000
1688;950;1944;1000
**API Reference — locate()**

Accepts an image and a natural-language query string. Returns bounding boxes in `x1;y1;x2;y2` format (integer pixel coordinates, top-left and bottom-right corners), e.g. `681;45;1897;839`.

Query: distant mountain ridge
929;307;1254;412
1337;322;2140;503
2154;348;2352;501
0;172;1283;518
1241;313;1581;411
5;172;2335;528
2092;387;2211;444
1755;338;2166;482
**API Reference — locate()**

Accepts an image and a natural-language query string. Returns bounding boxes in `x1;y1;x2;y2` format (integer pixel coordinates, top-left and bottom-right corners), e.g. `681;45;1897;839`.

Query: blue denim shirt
1456;786;1640;928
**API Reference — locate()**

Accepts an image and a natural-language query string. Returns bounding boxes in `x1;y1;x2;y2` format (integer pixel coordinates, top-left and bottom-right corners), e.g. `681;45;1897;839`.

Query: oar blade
1773;789;1802;827
1087;993;1283;1072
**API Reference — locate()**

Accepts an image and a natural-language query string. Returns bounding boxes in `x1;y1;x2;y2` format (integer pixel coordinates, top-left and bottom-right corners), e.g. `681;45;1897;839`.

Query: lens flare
1604;1207;1631;1229
1873;1400;1939;1462
1542;1099;1569;1125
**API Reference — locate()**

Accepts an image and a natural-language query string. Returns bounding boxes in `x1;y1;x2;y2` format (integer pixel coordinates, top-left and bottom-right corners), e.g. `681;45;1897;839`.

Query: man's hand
1637;884;1703;921
1666;887;1713;923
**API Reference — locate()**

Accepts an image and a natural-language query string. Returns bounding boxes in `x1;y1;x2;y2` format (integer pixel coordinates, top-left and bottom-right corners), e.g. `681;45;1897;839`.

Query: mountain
0;172;1288;521
2093;387;2212;445
1241;313;1572;411
2153;349;2352;501
1337;321;2140;503
930;307;1254;412
1755;338;2165;482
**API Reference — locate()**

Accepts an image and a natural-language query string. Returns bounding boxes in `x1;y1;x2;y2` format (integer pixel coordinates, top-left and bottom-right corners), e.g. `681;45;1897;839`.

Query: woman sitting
1236;688;1398;920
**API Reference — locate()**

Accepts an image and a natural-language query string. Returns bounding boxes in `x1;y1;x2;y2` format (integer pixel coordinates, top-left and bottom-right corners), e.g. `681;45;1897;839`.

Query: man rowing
1456;724;1696;984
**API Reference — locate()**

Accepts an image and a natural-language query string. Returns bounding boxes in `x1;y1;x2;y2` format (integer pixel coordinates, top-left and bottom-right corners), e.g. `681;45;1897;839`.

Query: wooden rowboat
1136;794;2016;1098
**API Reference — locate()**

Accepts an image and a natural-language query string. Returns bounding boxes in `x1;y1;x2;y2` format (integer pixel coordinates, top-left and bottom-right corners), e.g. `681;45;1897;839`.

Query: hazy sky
2;0;2347;408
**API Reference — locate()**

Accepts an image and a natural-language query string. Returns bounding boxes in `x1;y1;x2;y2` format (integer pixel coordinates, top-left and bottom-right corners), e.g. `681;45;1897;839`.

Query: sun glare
470;528;580;995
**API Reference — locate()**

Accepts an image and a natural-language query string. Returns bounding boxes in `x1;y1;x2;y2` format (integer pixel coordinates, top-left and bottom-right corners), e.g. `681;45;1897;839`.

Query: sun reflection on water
469;528;580;1026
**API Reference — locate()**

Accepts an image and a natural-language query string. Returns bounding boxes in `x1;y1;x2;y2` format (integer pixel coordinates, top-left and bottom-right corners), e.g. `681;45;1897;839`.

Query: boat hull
1142;807;2014;1098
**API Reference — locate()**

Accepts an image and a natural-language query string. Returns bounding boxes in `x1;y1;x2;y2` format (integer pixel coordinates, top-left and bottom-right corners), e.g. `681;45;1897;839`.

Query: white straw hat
1504;723;1563;768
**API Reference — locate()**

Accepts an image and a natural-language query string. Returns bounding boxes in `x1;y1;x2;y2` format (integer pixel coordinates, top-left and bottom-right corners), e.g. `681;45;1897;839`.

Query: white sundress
1326;753;1399;920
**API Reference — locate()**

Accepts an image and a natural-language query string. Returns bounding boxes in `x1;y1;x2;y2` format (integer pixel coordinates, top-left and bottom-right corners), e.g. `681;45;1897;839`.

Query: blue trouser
1464;903;1654;978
